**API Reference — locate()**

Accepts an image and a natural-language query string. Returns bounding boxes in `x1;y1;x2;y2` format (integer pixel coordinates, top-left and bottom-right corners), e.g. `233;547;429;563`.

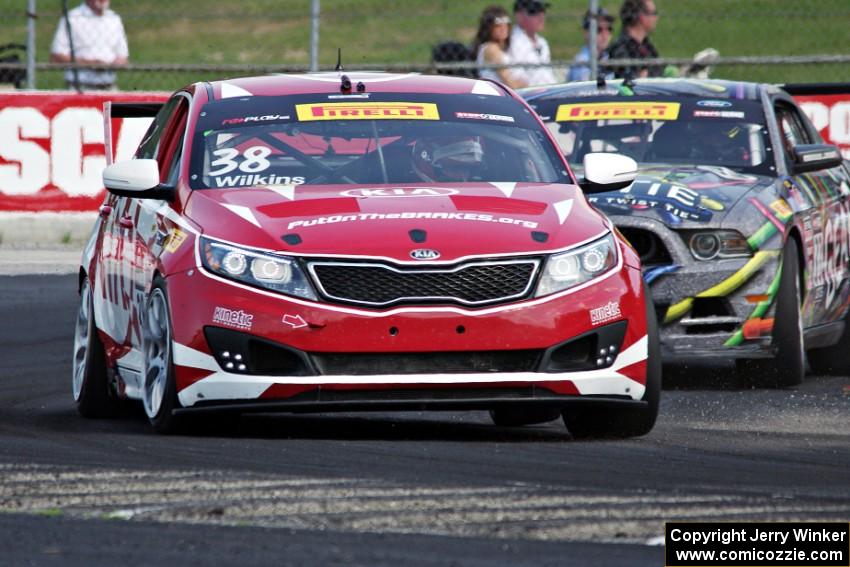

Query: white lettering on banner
0;108;50;195
114;118;153;163
51;108;105;197
800;102;829;134
829;102;850;145
0;101;153;201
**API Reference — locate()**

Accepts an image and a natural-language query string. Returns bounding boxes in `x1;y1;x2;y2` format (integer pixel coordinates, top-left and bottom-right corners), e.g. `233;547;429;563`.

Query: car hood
582;164;776;229
184;182;609;262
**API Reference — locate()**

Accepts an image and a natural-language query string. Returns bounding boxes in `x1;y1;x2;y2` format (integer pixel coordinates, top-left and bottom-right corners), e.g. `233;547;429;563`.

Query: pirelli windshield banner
556;101;681;122
665;522;850;567
295;102;440;121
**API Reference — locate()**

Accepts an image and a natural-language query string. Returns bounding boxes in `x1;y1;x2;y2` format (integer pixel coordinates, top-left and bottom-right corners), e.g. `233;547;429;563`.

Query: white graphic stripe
266;184;296;200
490;182;517;198
222;204;262;228
174;335;648;406
554;199;574;224
173;342;219;372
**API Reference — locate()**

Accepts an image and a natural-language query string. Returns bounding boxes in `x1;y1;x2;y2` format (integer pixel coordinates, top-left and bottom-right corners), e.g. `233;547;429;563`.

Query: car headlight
201;237;317;300
535;233;618;297
686;230;752;261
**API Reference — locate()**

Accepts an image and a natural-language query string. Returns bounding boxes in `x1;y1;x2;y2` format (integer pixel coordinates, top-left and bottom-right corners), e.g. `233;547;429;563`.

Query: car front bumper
165;261;649;409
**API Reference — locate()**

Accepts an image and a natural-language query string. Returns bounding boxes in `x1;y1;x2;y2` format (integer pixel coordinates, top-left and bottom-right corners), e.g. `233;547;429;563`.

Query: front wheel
142;279;183;434
562;284;661;439
72;276;119;418
737;239;805;387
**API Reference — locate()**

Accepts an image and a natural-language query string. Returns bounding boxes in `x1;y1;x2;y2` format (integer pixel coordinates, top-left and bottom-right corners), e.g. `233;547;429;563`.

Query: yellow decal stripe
663;251;779;323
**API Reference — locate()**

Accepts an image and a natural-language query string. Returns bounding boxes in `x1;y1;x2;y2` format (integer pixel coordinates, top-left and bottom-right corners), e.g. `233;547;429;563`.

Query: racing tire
72;276;119;418
142;277;184;434
807;319;850;375
489;407;561;427
562;284;661;439
736;239;805;387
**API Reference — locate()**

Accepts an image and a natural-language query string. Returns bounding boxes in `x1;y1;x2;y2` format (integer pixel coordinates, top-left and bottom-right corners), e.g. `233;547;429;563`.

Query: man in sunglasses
507;0;557;86
567;7;616;82
606;0;662;79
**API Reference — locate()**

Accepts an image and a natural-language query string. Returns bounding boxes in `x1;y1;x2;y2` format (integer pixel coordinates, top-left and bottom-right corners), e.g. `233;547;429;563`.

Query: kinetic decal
295;102;440;121
212;306;254;330
287;212;538;230
590;301;622;326
555;102;680;122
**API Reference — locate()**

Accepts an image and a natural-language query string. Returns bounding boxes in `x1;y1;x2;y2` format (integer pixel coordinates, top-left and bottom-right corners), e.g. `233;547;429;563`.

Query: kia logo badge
410;249;440;260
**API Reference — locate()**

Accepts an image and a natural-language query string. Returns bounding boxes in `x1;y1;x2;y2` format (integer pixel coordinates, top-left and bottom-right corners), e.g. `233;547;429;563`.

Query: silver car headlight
535;233;618;297
200;236;317;300
686;230;752;261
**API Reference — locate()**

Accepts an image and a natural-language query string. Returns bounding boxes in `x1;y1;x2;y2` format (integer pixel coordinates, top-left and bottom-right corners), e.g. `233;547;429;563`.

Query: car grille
307;259;540;307
310;350;543;375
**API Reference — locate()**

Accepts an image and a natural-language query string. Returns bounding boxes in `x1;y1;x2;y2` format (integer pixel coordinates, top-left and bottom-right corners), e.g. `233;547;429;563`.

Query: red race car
72;72;658;437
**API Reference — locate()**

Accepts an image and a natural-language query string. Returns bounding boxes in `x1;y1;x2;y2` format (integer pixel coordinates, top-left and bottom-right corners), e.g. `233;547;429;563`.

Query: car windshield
530;97;774;176
190;93;572;189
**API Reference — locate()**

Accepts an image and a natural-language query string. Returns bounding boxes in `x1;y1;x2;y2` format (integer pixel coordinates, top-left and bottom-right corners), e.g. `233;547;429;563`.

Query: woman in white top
472;6;527;90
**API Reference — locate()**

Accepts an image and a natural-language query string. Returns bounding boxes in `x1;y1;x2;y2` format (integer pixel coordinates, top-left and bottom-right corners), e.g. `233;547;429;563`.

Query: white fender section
173;342;219;372
471;81;502;96
490;182;517;198
222;204;262;228
174;334;648;407
220;83;253;99
554;199;574;224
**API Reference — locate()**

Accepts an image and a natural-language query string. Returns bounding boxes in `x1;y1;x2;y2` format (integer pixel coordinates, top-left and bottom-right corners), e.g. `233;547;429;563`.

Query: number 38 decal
209;146;272;176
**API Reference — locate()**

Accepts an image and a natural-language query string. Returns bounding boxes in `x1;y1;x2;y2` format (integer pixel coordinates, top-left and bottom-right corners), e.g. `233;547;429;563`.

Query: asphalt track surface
2;272;849;566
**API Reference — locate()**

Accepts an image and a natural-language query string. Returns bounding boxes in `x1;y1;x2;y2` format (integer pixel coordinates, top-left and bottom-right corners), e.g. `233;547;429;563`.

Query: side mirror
791;144;843;175
102;159;174;200
579;152;638;194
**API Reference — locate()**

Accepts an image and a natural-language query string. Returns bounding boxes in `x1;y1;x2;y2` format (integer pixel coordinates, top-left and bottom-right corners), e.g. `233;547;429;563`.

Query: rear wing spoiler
103;101;163;165
780;83;850;96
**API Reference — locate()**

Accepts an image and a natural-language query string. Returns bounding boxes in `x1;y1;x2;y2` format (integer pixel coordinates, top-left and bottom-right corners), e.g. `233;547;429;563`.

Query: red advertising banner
0;90;846;213
0;91;168;212
793;94;850;159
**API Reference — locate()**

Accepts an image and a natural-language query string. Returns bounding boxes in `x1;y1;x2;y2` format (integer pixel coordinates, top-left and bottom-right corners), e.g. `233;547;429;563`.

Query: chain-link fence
0;0;849;92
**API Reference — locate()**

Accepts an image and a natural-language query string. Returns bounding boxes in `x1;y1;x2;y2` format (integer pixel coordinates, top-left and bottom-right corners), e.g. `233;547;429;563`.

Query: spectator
50;0;129;91
606;0;662;79
472;6;527;89
507;0;557;86
567;7;616;82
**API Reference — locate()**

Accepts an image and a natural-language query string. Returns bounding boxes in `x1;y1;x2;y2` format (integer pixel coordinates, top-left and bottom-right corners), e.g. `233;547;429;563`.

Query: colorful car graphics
523;79;850;359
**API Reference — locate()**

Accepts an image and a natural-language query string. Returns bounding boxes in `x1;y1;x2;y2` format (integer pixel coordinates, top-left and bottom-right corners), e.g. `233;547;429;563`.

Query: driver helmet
412;136;485;182
690;122;750;164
